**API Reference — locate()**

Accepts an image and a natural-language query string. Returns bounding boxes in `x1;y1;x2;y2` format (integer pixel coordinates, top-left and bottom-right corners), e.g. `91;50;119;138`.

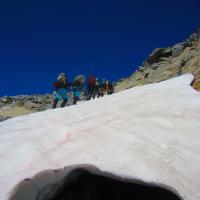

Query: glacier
0;74;200;200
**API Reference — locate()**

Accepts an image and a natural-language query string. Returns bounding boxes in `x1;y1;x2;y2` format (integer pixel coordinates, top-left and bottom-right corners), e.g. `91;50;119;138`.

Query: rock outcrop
115;29;200;92
191;72;200;91
0;93;83;121
0;94;53;121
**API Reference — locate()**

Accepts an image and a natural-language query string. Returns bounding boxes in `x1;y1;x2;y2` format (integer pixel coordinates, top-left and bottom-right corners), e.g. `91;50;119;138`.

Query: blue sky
0;0;200;96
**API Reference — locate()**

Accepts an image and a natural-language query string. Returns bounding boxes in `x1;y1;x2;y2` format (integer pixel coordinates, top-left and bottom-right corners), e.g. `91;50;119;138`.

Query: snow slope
0;74;200;200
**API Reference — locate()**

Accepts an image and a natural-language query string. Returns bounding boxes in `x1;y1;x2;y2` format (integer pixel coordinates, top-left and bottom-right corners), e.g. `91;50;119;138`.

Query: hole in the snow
51;169;182;200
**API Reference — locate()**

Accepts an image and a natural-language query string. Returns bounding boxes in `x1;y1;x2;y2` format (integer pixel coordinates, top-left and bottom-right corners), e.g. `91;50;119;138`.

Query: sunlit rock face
0;75;200;200
115;29;200;92
9;166;182;200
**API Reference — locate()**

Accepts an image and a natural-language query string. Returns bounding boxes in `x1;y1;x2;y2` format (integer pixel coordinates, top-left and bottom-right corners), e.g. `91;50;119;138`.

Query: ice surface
0;74;200;200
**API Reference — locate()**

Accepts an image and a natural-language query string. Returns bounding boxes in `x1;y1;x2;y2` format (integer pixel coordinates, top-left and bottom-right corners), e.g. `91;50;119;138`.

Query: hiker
94;78;101;98
105;80;110;95
52;73;69;108
72;75;85;105
108;81;114;95
98;79;105;97
87;75;96;100
100;79;109;96
96;78;104;98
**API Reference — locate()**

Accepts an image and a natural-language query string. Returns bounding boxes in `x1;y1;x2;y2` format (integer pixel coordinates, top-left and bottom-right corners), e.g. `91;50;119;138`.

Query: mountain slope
115;29;200;92
1;29;200;121
0;74;200;200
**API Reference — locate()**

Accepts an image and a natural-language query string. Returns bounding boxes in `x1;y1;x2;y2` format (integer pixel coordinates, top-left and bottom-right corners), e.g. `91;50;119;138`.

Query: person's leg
52;90;61;109
97;90;101;98
92;88;96;99
61;99;68;107
101;88;105;97
73;89;80;104
87;87;92;100
52;99;58;109
60;88;68;108
73;96;78;104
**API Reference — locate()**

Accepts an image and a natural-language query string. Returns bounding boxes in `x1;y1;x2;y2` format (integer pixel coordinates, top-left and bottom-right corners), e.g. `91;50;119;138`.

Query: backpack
54;80;67;89
73;75;85;87
88;75;96;87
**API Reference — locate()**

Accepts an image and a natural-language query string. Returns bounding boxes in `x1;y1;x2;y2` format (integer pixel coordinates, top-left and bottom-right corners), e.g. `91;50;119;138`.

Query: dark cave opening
51;170;182;200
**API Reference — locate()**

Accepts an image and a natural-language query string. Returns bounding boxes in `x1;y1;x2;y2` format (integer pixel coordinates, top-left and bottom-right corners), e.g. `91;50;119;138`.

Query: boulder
0;96;13;104
191;73;200;91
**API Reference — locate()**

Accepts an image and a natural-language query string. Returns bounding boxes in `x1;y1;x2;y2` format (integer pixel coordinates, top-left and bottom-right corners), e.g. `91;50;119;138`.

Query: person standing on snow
52;73;69;108
108;81;114;95
104;80;110;95
72;75;85;105
100;79;109;96
94;78;102;98
87;75;96;100
98;79;105;97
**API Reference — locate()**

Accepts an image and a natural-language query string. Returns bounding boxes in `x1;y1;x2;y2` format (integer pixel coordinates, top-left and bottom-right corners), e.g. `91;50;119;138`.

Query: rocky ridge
0;94;53;121
115;29;200;92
